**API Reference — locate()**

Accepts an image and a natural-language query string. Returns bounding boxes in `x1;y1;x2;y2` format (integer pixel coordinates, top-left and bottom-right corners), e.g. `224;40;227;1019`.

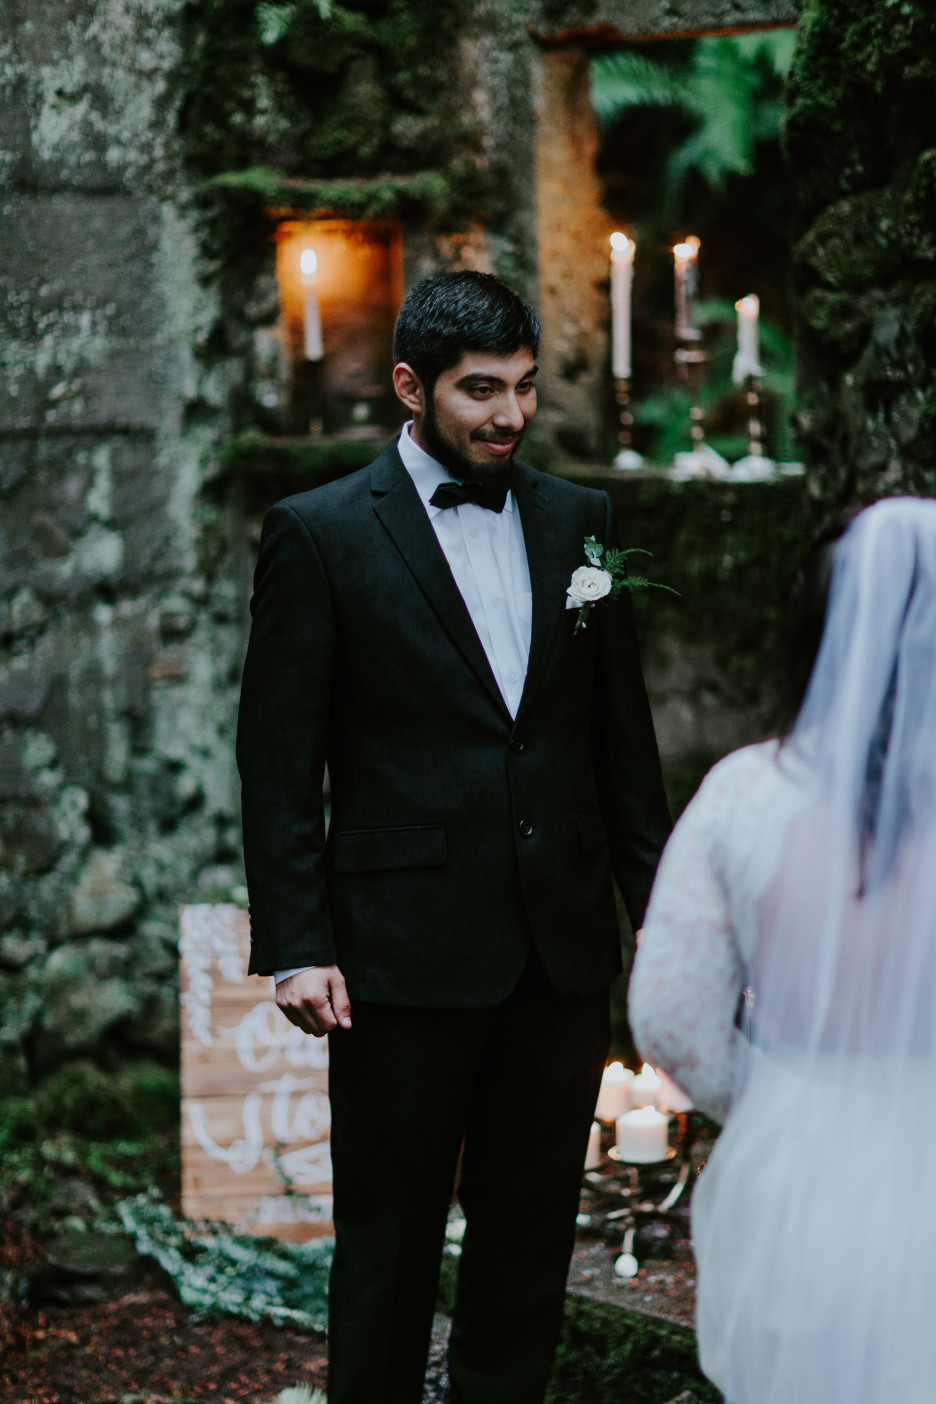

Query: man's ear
393;362;425;416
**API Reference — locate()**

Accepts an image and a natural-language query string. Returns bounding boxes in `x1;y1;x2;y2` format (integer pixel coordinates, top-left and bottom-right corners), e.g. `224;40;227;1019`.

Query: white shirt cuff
273;965;318;984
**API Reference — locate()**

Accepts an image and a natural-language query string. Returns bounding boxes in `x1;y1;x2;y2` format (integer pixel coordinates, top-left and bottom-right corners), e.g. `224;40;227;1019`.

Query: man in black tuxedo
238;272;670;1404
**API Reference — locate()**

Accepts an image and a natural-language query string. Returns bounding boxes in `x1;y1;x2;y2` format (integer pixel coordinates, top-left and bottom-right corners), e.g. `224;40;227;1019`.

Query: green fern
590;31;796;201
589;49;687;119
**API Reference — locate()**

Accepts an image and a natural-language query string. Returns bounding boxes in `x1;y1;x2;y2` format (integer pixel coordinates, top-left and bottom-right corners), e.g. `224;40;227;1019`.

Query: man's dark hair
393;271;540;395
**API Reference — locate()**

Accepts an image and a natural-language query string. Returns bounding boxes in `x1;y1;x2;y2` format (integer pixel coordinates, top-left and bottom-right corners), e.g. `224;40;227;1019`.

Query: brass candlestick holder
670;345;730;481
613;377;644;470
732;375;776;481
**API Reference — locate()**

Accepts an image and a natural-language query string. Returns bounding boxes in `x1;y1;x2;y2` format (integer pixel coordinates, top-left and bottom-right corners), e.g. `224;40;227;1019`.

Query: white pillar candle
595;1061;633;1122
657;1069;693;1113
732;294;761;385
300;247;323;362
615;1105;669;1163
609;232;635;380
673;236;700;341
585;1120;602;1170
629;1062;662;1109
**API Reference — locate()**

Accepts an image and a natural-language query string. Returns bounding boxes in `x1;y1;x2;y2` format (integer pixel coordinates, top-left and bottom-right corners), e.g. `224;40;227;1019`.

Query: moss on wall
787;0;936;500
183;0;489;239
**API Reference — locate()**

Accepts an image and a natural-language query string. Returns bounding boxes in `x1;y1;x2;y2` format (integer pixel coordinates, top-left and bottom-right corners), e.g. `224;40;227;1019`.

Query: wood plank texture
179;905;333;1241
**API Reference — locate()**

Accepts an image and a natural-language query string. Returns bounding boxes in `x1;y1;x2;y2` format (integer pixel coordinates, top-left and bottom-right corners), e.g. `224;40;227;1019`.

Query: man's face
396;348;538;485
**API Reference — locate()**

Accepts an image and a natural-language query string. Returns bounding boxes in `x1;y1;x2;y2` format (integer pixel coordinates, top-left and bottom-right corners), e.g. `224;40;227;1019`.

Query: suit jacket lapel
371;442;512;721
513;461;564;721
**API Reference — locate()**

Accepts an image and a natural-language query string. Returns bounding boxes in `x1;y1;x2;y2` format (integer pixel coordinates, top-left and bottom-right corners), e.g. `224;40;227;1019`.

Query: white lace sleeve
628;765;746;1124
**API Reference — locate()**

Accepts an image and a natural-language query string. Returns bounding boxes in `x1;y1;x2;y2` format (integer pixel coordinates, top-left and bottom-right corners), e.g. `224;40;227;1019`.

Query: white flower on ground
566;565;613;609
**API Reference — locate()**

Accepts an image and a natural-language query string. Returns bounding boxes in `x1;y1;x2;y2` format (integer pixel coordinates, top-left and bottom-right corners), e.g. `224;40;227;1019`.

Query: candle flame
300;247;318;279
640;1062;656;1078
735;294;759;313
602;1060;630;1084
610;231;632;254
673;240;699;261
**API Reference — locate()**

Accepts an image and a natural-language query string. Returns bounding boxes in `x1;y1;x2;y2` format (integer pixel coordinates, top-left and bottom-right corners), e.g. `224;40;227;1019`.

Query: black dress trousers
326;952;610;1404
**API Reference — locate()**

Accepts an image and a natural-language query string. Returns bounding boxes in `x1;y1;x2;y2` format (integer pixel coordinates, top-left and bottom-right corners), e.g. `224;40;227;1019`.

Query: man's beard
420;395;523;487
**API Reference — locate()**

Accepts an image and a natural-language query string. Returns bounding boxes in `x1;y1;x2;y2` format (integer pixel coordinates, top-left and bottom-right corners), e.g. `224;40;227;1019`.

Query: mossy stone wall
788;0;936;500
0;0;249;1126
5;0;923;1135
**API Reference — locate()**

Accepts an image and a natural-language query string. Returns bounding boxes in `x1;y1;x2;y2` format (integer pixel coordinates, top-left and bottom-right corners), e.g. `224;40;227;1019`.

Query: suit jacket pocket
575;807;609;855
332;824;447;874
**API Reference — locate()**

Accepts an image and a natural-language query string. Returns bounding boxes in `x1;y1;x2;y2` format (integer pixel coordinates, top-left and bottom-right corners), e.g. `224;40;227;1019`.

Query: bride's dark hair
777;506;864;739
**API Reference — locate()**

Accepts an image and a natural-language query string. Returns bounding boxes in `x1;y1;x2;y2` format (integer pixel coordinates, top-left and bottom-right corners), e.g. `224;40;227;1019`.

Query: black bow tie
429;479;511;514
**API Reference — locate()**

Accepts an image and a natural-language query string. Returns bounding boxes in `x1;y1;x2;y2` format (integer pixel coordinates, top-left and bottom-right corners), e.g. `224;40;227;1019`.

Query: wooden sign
179;904;333;1241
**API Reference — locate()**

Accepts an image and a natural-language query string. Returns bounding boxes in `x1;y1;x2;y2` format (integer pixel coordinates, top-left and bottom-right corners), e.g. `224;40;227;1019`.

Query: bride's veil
711;498;936;1404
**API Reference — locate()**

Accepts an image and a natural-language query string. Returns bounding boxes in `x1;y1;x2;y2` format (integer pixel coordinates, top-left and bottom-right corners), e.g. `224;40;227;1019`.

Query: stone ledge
532;0;798;46
222;430;395;481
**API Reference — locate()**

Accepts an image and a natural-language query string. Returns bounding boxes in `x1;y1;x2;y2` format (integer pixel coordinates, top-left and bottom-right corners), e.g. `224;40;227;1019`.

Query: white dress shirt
274;422;532;985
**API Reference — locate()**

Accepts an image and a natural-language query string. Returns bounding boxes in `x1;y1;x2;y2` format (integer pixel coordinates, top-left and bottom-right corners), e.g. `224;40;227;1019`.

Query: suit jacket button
509;737;525;752
518;819;533;837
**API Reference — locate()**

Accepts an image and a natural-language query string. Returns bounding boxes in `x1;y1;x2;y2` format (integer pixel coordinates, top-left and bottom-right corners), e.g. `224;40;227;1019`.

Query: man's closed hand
275;965;352;1037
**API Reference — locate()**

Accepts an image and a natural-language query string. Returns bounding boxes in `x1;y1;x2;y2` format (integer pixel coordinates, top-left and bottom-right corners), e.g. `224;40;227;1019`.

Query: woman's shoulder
691;739;782;807
678;739;810;886
678;739;806;836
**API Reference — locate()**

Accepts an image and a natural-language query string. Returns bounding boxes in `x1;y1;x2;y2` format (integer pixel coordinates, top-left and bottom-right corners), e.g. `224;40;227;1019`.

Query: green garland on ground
117;1193;332;1330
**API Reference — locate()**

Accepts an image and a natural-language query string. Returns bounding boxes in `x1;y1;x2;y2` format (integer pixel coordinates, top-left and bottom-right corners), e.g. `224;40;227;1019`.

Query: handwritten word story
179;905;333;1240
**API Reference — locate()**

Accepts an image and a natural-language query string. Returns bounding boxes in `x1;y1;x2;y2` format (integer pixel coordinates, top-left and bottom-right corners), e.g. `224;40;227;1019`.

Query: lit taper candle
673;236;701;342
609;232;634;380
732;294;762;385
300;246;324;362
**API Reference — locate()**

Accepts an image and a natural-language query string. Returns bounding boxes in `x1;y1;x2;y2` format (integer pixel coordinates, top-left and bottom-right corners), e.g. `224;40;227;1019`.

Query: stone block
35;938;140;1059
0;799;61;875
0;0;183;191
0;194;170;432
0;1039;30;1099
68;846;140;935
0;432;183;602
0;930;47;970
0;968;41;1045
0;438;32;495
0;730;43;799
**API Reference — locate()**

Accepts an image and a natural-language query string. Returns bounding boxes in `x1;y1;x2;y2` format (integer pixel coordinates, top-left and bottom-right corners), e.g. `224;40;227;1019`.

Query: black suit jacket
237;440;670;1005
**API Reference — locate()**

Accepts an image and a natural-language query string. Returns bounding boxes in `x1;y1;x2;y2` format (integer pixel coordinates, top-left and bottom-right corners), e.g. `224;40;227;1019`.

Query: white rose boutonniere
567;535;676;634
566;565;613;613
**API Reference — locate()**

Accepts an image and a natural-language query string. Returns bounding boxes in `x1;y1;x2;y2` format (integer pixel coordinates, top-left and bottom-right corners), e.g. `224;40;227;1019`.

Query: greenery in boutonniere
566;536;677;635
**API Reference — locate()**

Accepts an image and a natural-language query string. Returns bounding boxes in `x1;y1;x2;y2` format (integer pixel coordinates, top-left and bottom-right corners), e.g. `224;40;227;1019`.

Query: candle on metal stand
610;232;643;470
610;231;634;379
595;1061;634;1122
732;294;761;384
585;1120;602;1170
657;1069;693;1113
629;1062;662;1109
673;236;701;342
670;236;729;480
615;1105;669;1163
300;246;324;362
732;294;774;481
